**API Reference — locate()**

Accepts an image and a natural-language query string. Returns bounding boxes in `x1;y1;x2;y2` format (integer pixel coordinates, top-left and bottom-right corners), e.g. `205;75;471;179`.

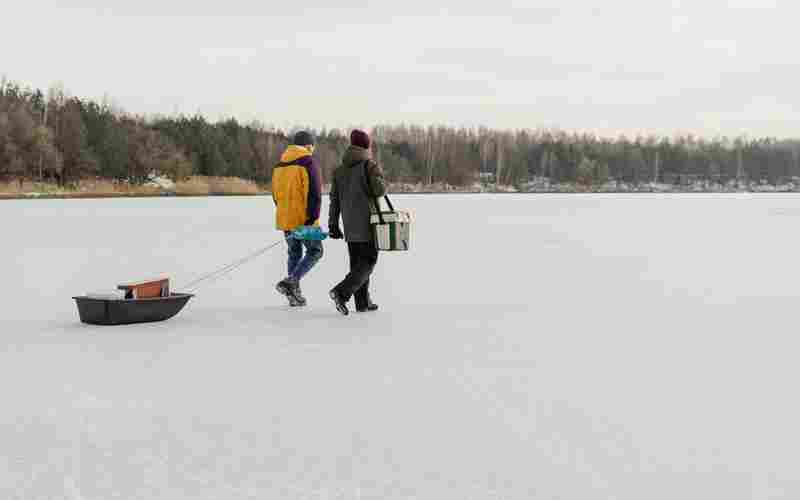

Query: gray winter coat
328;145;387;242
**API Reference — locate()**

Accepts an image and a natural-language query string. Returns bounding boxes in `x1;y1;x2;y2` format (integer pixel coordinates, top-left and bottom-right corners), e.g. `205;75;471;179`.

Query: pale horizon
4;1;799;139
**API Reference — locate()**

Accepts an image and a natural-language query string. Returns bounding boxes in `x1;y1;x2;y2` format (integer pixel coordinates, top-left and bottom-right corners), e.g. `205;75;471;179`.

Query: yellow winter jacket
271;145;322;231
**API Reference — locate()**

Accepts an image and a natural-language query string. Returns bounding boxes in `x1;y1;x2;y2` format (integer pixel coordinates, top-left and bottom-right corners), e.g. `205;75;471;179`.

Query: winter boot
276;278;305;307
290;282;307;307
356;303;379;313
329;289;349;316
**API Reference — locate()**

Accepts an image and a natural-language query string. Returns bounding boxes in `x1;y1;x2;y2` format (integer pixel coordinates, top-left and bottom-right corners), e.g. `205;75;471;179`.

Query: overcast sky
3;1;798;137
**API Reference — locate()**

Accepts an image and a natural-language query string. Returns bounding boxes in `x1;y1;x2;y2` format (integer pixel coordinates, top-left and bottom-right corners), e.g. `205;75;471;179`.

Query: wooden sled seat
117;277;170;299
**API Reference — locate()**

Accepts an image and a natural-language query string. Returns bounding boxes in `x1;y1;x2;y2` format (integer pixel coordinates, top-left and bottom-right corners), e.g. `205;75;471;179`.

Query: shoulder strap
362;161;383;224
362;161;394;224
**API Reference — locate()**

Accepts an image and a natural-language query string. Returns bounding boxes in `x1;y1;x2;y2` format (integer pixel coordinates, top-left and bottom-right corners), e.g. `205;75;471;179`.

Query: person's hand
329;225;343;239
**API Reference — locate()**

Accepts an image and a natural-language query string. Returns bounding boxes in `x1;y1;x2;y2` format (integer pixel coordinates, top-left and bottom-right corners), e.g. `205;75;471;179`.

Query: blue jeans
285;232;323;281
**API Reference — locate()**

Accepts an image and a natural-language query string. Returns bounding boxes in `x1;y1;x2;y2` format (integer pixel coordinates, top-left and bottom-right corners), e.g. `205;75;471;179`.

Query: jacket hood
342;145;371;167
280;145;313;163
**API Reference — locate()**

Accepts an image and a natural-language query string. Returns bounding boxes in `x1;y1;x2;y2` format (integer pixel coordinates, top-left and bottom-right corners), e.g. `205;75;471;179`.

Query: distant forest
1;77;799;188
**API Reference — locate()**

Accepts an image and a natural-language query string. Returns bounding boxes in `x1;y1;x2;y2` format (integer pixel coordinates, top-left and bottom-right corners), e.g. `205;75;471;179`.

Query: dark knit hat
292;130;314;147
350;129;370;149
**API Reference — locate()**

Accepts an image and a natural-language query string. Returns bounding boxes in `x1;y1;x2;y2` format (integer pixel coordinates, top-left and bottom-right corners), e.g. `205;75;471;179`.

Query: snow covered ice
3;194;800;499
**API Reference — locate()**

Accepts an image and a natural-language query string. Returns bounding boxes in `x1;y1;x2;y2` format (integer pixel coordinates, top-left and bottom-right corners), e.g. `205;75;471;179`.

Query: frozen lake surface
3;194;800;499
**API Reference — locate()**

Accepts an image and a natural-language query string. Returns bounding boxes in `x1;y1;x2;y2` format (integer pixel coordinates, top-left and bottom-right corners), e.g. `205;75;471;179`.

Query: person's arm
305;158;322;225
328;170;341;230
367;161;387;197
271;164;278;206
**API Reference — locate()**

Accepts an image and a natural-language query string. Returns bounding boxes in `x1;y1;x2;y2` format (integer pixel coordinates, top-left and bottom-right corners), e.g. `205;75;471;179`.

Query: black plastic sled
73;293;194;326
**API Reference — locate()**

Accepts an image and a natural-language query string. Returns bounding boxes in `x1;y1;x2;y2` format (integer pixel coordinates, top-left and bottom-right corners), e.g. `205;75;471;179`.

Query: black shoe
356;303;379;313
290;284;307;307
329;289;349;316
277;279;306;307
275;279;292;297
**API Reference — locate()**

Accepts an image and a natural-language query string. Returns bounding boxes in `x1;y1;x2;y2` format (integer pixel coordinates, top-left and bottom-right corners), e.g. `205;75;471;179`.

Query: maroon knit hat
350;129;371;149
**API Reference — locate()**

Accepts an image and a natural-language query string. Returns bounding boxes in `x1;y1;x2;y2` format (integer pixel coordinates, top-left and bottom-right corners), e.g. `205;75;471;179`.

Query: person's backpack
363;161;411;251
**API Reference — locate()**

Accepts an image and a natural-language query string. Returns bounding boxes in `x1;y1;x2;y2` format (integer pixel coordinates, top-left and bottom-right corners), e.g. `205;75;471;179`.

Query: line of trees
2;77;799;188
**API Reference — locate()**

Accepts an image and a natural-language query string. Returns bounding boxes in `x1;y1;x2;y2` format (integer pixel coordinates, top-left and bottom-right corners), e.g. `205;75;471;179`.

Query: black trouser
334;241;379;309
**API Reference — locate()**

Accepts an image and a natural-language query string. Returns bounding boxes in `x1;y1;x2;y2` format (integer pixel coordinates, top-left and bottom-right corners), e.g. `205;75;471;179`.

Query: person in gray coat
328;129;387;315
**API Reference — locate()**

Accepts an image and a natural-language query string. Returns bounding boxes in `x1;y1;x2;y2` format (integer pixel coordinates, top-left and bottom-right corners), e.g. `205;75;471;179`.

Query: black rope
180;239;283;293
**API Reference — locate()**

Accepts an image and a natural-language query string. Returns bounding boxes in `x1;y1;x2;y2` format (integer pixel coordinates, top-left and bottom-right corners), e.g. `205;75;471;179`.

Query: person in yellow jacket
272;131;323;306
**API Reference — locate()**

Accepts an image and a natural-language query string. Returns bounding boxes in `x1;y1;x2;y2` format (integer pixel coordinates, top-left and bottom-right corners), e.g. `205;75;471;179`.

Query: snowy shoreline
3;186;800;200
